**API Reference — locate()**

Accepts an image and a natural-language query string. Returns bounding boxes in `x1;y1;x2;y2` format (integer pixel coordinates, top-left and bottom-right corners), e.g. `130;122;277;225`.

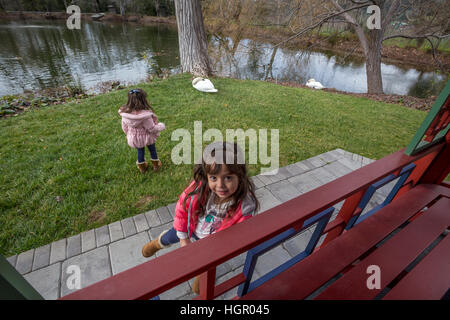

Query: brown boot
192;276;200;295
136;161;149;173
141;229;170;258
150;159;162;172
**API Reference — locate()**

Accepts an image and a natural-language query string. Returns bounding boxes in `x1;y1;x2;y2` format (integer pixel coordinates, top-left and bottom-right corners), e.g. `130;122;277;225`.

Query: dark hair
119;88;154;113
184;142;260;220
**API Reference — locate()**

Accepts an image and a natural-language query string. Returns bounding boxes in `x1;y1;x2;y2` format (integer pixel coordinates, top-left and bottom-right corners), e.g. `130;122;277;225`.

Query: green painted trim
0;254;44;300
405;80;450;156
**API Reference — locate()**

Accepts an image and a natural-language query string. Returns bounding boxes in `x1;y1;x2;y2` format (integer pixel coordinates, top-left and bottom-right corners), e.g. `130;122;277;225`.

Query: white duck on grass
192;77;218;93
306;79;324;90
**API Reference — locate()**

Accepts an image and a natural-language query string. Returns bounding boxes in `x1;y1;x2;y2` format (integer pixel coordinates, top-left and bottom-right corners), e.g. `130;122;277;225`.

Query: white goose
306;79;324;90
192;77;218;93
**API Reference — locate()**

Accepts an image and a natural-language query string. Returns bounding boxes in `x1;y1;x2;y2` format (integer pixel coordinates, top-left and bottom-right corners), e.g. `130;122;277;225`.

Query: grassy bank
0;74;427;256
318;31;450;54
0;11;177;25
383;37;450;54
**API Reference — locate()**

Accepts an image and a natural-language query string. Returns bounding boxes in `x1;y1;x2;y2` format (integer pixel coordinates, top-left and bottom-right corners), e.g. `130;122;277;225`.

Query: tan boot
136;161;149;173
151;159;162;172
192;276;200;295
141;229;170;258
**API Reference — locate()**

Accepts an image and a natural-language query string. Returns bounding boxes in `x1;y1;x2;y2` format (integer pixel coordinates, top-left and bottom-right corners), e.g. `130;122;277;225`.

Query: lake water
0;19;446;98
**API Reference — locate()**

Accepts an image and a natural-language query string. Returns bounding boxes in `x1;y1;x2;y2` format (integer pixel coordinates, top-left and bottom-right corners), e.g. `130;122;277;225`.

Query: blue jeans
160;227;199;246
137;144;158;163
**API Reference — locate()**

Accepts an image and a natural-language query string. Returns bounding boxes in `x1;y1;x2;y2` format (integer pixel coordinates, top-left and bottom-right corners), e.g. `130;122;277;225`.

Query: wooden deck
240;184;450;300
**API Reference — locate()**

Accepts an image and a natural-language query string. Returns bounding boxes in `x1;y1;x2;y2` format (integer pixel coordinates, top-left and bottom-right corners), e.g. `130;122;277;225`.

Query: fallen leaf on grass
88;210;106;224
135;195;154;208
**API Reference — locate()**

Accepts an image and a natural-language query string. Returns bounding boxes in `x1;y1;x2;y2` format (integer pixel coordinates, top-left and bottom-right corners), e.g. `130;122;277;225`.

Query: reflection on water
209;37;447;97
0;20;446;98
0;20;180;96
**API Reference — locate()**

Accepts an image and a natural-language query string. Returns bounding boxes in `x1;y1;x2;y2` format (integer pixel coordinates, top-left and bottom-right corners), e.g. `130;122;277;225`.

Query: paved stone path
6;148;393;300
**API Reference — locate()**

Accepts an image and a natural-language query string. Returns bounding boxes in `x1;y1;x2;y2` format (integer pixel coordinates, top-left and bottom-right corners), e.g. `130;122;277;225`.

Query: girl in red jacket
142;142;259;293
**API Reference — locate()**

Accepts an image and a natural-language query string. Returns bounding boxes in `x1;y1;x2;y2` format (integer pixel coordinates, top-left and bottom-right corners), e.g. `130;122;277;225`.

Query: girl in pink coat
119;89;165;173
141;142;259;294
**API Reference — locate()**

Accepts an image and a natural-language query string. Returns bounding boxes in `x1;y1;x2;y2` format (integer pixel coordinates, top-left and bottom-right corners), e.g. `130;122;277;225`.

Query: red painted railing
61;137;449;300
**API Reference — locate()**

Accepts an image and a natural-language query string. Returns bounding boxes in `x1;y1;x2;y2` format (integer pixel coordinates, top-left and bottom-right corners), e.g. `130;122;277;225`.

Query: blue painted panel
345;163;416;229
305;213;332;254
238;207;334;297
371;173;397;189
382;163;416;206
247;252;309;292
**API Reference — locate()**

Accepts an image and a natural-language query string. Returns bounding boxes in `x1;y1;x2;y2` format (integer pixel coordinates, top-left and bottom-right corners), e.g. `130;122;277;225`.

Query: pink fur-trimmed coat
118;109;165;148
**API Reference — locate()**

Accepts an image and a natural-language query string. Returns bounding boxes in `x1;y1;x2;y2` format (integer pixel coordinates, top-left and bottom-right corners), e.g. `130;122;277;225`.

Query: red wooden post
393;151;438;200
198;268;216;300
418;132;450;185
320;189;367;248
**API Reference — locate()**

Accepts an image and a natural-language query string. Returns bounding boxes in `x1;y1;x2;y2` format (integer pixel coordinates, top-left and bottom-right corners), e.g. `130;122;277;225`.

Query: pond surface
0;19;446;98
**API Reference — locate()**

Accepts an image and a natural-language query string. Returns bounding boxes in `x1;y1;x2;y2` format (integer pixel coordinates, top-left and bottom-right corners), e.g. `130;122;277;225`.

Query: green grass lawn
0;74;427;256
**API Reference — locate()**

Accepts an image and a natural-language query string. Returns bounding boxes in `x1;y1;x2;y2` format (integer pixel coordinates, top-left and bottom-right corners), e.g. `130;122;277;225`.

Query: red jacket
173;181;255;238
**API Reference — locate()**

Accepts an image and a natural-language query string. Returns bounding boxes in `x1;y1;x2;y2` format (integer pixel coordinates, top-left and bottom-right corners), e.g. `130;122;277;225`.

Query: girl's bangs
204;162;223;175
203;142;245;176
205;162;241;176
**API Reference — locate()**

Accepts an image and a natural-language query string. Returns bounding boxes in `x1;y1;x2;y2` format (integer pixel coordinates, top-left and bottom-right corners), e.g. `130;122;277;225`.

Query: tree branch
383;33;449;71
382;0;401;31
273;2;371;51
383;33;450;41
328;0;369;56
349;0;373;4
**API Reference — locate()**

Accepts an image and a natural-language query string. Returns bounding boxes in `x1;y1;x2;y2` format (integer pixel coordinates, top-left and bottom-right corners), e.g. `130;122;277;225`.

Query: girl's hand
180;238;191;247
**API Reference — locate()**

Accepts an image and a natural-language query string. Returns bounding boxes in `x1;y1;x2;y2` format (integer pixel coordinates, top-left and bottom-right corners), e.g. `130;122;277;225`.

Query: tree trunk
264;47;278;81
95;0;101;12
330;0;383;93
174;0;212;76
154;0;160;16
365;29;384;94
277;0;281;29
118;0;126;16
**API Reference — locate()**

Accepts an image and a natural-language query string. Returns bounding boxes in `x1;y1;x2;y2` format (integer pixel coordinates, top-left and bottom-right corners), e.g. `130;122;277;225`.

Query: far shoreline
0;11;177;25
1;10;448;73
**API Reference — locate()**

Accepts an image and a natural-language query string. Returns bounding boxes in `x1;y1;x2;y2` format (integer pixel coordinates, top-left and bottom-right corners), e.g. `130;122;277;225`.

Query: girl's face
207;165;239;200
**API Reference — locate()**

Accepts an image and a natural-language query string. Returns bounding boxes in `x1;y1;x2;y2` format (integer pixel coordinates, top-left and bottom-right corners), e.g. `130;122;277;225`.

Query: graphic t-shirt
193;194;233;239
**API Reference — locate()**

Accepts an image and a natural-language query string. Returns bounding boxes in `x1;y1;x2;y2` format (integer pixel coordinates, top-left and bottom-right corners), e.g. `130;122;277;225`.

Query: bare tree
383;0;450;72
328;0;400;94
271;0;448;94
174;0;212;76
115;0;129;15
